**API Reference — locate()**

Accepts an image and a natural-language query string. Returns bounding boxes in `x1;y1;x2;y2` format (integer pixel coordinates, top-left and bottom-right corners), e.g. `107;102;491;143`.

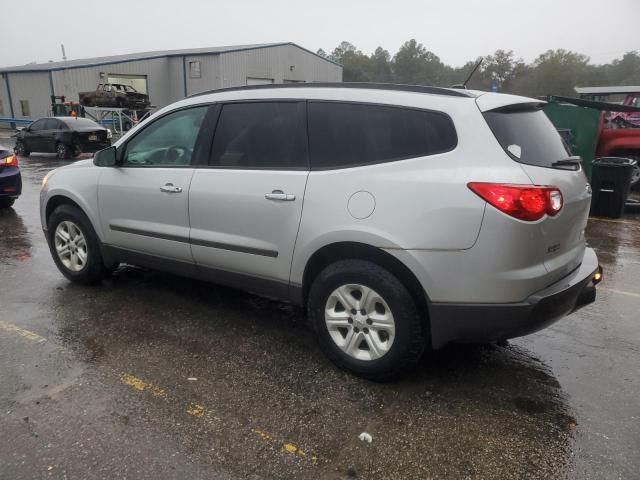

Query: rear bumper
0;169;22;198
429;247;600;349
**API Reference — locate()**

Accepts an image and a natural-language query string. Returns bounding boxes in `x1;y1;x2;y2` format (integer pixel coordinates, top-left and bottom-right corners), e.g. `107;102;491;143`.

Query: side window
210;102;307;169
123;106;208;167
43;119;58;130
29;119;46;131
308;102;457;169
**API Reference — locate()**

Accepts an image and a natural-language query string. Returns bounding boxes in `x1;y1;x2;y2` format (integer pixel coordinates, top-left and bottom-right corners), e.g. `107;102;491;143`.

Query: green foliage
322;40;640;97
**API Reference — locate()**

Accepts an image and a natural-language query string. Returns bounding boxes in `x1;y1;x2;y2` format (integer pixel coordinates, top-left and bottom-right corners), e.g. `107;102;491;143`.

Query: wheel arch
301;241;431;335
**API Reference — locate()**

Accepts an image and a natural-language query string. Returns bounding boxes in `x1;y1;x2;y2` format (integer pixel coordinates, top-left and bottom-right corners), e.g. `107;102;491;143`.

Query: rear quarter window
483;107;571;168
308;102;457;169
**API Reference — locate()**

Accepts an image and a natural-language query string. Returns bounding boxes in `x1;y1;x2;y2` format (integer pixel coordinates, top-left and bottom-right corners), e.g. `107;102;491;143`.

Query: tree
368;47;393;83
392;39;447;86
511;49;592;96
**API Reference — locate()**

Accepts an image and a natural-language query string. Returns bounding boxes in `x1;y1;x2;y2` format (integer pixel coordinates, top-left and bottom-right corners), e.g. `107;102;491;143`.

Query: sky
1;0;638;68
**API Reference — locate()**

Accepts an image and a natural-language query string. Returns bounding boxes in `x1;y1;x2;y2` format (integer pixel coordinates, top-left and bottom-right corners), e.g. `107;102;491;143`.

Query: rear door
188;101;308;292
482;103;592;280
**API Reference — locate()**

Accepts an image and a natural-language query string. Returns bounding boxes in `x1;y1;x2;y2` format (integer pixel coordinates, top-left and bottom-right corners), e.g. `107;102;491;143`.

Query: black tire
14;141;30;157
628;155;640;189
47;204;106;284
56;142;71;160
307;259;426;380
0;198;15;209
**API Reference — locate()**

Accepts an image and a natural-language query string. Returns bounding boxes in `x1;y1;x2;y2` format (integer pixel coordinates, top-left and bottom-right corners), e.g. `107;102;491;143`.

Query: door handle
265;190;295;201
160;183;183;193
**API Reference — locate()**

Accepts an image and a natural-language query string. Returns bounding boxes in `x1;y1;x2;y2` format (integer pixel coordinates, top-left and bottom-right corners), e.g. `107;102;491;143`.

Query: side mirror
93;146;117;167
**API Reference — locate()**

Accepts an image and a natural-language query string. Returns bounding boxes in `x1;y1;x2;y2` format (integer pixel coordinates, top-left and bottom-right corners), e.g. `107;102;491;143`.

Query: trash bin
590;157;638;218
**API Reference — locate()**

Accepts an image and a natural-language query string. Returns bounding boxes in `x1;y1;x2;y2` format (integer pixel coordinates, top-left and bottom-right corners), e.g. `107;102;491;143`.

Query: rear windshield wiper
552;156;582;168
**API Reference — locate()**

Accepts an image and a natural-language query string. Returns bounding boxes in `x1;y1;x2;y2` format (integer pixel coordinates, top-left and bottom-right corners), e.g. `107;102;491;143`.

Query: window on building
308;102;457;169
189;61;201;79
20;100;30;117
210;102;307;169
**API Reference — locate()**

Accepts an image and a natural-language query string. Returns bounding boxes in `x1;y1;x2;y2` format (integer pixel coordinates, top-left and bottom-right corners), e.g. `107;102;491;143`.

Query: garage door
246;77;274;86
108;75;148;94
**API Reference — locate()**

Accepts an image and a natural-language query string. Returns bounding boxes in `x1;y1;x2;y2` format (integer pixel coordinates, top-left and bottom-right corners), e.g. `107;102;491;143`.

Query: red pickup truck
575;87;640;188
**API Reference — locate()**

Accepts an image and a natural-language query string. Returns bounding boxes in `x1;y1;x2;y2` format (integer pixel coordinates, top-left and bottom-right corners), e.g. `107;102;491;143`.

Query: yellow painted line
117;374;319;463
600;287;640;299
0;321;47;343
589;217;640;226
186;403;205;417
120;373;167;398
253;429;318;464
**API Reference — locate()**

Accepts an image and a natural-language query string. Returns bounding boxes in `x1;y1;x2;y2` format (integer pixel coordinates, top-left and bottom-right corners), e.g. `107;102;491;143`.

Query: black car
0;145;21;209
14;116;112;160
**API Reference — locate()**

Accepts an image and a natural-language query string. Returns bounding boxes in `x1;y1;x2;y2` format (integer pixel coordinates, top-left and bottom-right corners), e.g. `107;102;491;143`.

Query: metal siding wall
51;58;172;110
7;72;51;119
185;54;220;96
0;74;10;117
167;56;186;103
218;45;342;87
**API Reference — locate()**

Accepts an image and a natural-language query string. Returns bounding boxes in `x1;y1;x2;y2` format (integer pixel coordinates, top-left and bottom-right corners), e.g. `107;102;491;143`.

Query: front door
189;101;309;292
98;105;210;264
23;118;47;152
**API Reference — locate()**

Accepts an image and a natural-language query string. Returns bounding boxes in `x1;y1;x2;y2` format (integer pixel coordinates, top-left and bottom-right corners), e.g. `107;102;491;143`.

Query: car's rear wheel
47;204;106;284
14;141;29;157
308;259;425;380
0;198;15;209
56;143;71;160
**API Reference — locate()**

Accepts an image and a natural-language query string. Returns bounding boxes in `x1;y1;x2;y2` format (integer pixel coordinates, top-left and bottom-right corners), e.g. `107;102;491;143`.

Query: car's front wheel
47;204;106;284
308;259;426;380
14;141;29;157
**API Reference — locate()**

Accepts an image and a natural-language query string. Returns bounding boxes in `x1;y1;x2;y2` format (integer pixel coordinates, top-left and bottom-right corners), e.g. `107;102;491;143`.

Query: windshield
483;107;571;168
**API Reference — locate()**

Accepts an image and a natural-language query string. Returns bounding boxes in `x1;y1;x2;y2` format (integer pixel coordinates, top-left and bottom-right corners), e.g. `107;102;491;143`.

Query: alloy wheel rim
57;145;66;157
324;284;396;361
54;221;88;272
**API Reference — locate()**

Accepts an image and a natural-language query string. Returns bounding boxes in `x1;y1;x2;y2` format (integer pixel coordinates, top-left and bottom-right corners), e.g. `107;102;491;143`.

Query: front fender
40;165;104;240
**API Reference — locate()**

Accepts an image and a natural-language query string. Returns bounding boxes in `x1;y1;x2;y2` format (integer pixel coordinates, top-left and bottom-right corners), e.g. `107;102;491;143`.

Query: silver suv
40;83;601;379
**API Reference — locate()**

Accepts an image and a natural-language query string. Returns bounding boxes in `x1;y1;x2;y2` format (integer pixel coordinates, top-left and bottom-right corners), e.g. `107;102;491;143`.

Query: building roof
0;42;341;73
575;86;640;95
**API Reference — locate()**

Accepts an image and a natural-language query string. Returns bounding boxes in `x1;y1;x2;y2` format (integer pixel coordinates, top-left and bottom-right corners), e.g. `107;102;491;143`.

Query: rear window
308;102;457;169
483;107;571;168
59;117;101;129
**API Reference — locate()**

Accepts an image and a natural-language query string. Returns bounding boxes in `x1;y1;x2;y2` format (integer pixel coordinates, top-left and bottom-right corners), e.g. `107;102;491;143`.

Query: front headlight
41;169;57;191
106;129;113;139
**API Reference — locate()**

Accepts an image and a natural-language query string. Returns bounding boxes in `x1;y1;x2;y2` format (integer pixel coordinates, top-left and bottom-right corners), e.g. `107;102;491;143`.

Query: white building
0;43;342;122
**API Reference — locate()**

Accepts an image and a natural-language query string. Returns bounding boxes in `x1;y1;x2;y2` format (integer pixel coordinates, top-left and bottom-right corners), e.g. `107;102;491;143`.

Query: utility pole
61;44;67;61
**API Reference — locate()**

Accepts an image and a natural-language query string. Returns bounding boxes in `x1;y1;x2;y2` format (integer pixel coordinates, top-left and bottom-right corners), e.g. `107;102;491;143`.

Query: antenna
463;57;483;88
451;57;484;90
61;44;67;61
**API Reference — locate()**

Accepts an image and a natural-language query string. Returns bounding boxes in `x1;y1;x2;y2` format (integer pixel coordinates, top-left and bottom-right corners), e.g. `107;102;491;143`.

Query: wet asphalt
0;141;639;479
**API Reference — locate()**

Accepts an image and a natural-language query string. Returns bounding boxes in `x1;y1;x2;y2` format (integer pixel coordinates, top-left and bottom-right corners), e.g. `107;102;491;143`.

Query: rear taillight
467;182;563;221
2;154;18;168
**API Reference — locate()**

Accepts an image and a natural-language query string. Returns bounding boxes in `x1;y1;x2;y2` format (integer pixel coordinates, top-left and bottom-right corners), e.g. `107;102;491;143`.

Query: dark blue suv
0;145;21;209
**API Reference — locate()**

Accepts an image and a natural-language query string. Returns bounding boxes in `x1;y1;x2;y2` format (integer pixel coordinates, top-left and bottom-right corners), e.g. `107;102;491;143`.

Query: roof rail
188;82;473;99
